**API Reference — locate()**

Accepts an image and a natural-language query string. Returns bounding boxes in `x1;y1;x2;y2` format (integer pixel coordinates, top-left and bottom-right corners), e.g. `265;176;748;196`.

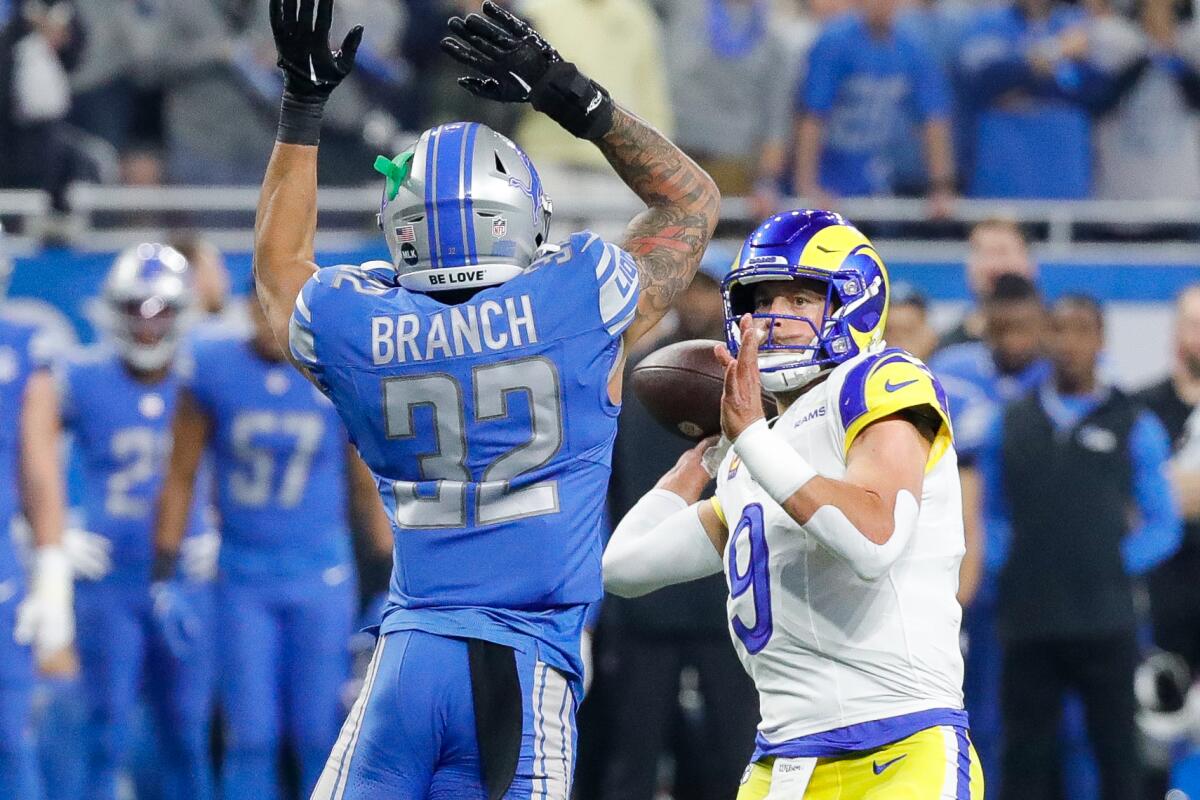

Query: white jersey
712;347;966;749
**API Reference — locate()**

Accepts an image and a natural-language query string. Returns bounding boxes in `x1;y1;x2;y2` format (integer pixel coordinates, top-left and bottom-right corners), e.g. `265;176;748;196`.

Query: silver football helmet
375;122;552;293
100;243;195;371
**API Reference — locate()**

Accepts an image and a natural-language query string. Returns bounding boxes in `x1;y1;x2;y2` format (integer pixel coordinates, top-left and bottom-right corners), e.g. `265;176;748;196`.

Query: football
630;339;777;441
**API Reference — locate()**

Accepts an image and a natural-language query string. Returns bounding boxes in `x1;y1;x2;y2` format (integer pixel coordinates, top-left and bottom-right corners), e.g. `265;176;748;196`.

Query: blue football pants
0;579;40;800
217;569;355;800
312;629;580;800
74;579;216;800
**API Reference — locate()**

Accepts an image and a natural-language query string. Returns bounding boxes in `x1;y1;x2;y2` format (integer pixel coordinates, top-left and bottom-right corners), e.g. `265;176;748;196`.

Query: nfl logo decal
491;217;507;238
395;224;416;243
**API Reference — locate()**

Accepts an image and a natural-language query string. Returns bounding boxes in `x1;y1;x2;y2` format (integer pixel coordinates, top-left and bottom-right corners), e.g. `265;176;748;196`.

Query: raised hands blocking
269;0;363;143
441;1;614;140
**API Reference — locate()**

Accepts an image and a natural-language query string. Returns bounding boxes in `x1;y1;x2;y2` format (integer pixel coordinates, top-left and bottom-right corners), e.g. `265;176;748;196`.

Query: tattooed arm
596;106;720;348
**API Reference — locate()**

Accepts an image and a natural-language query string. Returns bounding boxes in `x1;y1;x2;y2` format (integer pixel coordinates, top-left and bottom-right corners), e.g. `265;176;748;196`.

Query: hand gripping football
630;339;777;441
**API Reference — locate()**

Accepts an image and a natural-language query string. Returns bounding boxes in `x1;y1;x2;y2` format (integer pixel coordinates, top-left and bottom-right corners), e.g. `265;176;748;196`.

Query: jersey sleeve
836;350;954;471
567;231;640;338
289;271;323;375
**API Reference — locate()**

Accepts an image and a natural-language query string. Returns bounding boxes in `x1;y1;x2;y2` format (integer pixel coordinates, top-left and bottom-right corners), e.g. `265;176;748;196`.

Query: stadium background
1;0;1199;798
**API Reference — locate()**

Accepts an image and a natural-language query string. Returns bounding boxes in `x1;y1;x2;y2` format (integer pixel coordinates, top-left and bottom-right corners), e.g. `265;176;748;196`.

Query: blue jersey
181;333;351;581
289;231;640;676
58;349;209;584
0;319;50;583
798;12;951;196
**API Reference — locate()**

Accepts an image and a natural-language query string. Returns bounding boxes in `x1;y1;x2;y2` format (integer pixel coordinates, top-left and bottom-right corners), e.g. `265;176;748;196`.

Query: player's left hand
150;580;202;660
716;314;766;441
270;0;363;104
440;1;614;140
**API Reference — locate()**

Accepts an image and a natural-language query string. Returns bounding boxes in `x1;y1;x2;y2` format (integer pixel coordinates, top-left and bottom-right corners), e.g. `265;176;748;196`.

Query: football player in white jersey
604;210;985;799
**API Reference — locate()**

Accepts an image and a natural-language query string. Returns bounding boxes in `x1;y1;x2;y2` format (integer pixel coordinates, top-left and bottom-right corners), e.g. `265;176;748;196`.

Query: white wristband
733;418;818;505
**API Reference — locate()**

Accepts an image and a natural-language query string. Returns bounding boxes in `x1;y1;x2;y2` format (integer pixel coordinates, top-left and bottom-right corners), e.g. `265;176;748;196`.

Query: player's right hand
63;528;112;580
14;546;75;660
269;0;363;103
655;435;720;504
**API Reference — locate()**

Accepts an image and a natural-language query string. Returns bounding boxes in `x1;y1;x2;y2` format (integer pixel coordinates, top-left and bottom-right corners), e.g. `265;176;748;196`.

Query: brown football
629;339;778;441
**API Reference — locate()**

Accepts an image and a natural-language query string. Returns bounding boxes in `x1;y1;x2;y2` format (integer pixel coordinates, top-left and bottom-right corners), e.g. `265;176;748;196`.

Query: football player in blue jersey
152;280;392;800
253;1;719;797
0;244;73;799
57;243;217;800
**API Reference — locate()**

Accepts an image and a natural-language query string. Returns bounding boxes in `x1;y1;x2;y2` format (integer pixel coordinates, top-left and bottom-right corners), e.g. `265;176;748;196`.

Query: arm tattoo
595;106;720;340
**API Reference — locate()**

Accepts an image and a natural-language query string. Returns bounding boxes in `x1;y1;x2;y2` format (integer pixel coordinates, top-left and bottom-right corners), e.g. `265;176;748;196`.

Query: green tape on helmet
374;151;415;202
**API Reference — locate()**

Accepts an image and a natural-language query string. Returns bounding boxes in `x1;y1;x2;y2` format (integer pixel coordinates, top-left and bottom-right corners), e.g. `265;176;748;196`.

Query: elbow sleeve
804;490;920;581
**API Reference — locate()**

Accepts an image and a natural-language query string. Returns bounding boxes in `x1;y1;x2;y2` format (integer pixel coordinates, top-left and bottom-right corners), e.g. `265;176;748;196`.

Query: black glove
441;1;614;140
269;0;363;145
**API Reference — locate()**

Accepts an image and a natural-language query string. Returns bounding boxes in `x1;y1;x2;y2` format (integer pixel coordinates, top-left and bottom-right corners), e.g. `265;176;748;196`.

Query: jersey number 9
729;503;773;654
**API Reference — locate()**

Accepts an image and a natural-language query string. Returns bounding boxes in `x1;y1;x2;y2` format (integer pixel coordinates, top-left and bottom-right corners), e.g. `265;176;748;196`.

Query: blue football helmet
374;122;552;294
100;243;195;371
722;209;889;392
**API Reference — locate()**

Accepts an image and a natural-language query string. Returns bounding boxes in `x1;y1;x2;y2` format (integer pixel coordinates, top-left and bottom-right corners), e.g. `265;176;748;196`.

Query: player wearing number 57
151;292;392;800
604;210;985;799
251;0;718;797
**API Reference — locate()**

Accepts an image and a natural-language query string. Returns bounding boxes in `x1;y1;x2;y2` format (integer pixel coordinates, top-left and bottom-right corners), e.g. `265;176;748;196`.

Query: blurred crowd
3;0;1200;211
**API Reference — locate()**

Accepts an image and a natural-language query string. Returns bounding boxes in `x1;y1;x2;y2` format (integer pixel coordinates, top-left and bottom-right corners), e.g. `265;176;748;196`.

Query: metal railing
0;185;1191;258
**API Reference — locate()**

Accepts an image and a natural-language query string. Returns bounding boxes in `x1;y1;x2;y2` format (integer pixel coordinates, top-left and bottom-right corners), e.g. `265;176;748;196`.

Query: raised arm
594;108;720;345
441;1;719;347
254;0;362;353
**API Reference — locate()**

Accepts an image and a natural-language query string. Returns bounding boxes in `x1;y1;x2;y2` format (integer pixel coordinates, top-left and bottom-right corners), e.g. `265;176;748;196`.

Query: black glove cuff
276;91;327;146
530;61;614;140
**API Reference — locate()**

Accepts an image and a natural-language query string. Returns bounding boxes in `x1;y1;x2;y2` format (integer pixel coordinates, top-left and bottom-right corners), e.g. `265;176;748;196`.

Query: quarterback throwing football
605;210;985;799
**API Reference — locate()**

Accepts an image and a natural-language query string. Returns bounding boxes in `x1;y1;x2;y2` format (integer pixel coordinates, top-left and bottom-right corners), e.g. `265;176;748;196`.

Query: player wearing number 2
605;210;985;799
253;0;717;797
58;245;218;800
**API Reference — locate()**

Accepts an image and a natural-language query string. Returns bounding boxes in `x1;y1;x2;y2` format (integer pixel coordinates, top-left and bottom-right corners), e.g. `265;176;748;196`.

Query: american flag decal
395;224;416;243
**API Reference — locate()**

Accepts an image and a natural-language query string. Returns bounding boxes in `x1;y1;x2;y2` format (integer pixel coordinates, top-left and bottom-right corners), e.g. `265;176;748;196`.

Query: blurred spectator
415;0;523;135
1089;0;1200;201
67;0;140;155
1137;285;1200;677
0;0;91;206
956;0;1114;198
154;0;379;186
515;0;672;174
793;0;955;214
884;281;938;360
658;0;794;217
582;270;757;800
977;294;1181;800
940;217;1037;350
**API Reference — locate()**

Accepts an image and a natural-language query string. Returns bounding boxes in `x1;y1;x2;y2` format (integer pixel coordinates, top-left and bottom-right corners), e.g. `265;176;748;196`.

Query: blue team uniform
0;318;50;799
290;230;639;799
181;332;356;800
58;348;216;800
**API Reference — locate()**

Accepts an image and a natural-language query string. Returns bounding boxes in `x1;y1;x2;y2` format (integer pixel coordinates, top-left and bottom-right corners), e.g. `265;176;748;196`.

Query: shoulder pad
838;348;953;470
